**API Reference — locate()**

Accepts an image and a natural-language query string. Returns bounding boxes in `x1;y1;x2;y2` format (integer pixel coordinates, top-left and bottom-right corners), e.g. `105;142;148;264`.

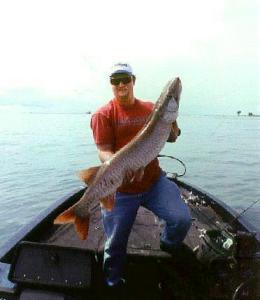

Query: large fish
54;77;182;240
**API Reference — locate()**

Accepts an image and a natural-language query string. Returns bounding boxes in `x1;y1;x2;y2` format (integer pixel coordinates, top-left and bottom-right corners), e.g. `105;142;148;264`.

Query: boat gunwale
174;179;259;235
0;187;86;263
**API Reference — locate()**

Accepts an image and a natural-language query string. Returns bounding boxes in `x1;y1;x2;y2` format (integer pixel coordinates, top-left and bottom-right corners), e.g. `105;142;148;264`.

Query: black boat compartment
20;289;66;300
8;242;92;290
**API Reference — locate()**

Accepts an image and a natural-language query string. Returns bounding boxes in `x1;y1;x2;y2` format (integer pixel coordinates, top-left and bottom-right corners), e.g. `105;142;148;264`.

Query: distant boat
85;111;91;114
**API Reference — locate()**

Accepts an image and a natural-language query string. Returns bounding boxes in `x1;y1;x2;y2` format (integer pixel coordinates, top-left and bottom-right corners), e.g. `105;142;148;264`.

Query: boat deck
38;186;226;258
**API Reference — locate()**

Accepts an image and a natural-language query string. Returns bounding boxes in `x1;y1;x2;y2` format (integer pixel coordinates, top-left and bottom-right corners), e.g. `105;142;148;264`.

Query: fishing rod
230;198;260;226
200;198;260;232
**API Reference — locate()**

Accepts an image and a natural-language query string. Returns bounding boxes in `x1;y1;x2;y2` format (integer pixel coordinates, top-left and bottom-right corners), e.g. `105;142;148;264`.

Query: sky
0;0;259;114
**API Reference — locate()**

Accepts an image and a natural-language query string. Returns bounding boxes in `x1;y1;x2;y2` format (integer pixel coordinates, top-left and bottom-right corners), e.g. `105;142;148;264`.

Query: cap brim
110;71;132;76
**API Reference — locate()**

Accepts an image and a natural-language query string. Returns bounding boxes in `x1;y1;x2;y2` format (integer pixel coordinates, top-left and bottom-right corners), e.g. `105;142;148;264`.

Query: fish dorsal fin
77;166;100;185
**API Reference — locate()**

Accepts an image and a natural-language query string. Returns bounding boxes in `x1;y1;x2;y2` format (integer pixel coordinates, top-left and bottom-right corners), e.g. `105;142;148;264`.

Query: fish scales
54;77;182;239
127;122;170;167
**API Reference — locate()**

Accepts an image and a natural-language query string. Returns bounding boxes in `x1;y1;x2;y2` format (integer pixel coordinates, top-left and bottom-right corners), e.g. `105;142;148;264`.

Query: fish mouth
167;80;181;105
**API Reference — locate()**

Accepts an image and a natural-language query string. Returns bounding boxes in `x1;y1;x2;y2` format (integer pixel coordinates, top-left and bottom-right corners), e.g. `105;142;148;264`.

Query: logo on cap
110;63;133;76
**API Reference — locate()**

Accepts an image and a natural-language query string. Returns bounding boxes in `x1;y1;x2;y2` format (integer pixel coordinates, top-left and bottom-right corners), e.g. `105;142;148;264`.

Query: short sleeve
90;112;114;145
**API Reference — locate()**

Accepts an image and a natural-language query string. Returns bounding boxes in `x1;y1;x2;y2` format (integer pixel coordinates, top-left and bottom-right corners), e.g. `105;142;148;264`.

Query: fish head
156;77;182;123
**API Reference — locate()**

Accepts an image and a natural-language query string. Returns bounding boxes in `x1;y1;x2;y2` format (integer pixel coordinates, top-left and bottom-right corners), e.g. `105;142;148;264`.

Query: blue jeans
101;174;191;285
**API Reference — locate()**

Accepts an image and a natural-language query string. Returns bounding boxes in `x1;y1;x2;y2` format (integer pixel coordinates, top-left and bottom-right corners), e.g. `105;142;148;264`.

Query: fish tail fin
54;207;90;240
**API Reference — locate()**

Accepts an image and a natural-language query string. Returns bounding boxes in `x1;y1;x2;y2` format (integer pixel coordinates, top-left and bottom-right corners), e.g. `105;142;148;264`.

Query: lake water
0;111;259;249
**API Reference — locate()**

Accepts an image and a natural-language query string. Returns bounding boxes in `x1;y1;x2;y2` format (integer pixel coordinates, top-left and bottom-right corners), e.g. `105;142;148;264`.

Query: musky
0;0;259;114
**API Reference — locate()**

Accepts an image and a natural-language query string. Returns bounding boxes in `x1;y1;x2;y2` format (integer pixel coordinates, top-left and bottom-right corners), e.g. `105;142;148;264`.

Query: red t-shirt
90;98;161;193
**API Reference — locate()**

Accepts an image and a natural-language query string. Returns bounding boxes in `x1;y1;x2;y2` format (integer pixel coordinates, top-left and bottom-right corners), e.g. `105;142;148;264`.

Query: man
90;63;191;289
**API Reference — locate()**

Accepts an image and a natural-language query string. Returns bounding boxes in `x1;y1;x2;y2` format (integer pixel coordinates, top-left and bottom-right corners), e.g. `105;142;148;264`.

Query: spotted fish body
54;77;182;239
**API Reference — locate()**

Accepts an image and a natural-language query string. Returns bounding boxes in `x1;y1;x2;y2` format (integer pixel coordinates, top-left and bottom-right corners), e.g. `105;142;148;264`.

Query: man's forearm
96;144;114;163
98;150;114;163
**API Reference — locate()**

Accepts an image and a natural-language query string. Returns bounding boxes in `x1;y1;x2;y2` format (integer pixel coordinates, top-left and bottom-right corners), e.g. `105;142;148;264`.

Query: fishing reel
197;228;235;264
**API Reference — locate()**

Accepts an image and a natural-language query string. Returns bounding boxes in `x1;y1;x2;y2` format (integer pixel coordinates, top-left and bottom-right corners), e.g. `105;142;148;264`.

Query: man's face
110;73;135;104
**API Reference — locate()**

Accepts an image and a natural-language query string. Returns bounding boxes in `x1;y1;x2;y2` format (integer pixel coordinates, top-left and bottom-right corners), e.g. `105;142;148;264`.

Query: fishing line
209;116;228;137
158;154;186;177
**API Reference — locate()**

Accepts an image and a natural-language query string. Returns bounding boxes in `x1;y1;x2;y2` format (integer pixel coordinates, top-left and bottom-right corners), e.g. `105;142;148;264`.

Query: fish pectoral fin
75;216;90;240
54;207;76;224
77;166;101;185
100;194;115;211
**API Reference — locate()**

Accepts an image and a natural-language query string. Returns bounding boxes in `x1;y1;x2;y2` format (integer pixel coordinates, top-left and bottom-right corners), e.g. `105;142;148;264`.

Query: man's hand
167;121;181;143
123;167;145;184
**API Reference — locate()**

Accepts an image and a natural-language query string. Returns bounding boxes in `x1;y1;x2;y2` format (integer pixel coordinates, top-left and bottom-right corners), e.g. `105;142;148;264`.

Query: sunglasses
110;76;132;86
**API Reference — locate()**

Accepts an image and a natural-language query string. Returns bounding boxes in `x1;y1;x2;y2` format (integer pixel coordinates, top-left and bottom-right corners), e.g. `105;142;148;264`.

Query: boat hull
0;178;259;299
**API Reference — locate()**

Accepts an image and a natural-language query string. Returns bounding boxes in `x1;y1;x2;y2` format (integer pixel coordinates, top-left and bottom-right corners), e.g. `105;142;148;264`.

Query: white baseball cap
109;63;134;77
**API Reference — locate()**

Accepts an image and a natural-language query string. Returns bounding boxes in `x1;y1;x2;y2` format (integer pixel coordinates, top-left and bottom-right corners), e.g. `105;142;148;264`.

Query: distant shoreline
1;110;260;117
237;114;260;117
28;112;92;115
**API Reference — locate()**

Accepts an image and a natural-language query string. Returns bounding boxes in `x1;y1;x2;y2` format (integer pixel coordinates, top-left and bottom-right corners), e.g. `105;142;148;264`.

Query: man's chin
118;93;129;101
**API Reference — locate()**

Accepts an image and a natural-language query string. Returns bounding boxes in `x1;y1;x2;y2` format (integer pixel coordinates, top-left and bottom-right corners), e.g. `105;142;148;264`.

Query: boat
0;157;259;299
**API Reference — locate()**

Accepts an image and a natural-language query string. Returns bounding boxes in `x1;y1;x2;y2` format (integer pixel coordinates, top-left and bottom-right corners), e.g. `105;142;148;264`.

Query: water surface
0;112;259;249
